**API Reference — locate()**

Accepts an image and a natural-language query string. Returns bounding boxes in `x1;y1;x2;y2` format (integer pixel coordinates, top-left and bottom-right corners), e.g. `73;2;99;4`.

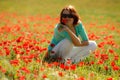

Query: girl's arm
60;25;89;46
66;28;89;46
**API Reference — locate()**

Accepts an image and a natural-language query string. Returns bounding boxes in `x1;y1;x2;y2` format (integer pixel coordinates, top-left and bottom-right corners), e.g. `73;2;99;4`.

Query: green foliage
0;0;120;80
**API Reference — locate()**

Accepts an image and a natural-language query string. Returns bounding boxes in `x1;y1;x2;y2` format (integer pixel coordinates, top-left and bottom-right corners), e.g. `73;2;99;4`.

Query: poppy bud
62;19;67;24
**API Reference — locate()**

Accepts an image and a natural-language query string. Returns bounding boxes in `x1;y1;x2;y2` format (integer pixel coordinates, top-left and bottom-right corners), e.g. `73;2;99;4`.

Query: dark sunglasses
62;14;74;18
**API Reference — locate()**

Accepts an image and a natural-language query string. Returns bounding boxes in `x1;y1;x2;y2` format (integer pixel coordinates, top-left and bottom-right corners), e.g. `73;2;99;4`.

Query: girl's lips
65;20;71;23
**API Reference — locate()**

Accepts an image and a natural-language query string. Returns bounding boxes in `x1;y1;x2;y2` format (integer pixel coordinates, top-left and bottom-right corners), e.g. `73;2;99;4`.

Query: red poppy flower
97;59;104;65
1;68;6;73
100;54;108;61
76;76;85;80
109;49;114;54
112;65;119;71
107;77;113;80
114;55;119;61
4;47;10;56
62;19;67;24
58;72;64;77
19;76;25;80
21;67;30;74
16;36;24;43
10;59;19;66
66;58;72;64
111;61;115;67
78;61;84;67
50;43;55;47
98;41;106;48
53;62;59;66
57;57;62;60
42;74;47;79
70;64;76;70
51;50;55;54
104;66;108;71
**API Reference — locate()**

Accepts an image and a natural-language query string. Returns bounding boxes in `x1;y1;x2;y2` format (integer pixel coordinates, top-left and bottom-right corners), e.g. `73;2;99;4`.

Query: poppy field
0;0;120;80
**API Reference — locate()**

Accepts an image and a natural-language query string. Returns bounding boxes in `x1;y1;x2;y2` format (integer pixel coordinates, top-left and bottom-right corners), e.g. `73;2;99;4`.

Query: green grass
0;0;120;80
0;0;120;30
0;0;120;18
0;0;120;25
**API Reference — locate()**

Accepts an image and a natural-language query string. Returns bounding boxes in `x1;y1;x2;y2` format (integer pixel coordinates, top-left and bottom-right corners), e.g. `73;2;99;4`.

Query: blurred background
0;0;120;23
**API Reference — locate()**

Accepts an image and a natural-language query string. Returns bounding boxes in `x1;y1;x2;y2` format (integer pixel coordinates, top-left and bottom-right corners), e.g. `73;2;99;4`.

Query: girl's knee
62;39;73;46
89;41;97;51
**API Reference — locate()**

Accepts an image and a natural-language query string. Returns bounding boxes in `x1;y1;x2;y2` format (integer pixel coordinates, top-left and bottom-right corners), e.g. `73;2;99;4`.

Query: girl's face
62;10;74;26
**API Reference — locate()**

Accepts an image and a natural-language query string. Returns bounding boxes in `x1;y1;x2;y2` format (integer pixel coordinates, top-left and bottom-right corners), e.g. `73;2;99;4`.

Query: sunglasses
62;14;74;18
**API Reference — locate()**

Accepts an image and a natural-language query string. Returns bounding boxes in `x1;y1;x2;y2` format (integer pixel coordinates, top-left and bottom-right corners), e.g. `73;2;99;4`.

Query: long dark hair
60;5;80;26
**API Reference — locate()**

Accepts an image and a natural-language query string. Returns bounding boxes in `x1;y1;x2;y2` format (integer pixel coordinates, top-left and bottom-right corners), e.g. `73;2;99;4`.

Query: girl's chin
65;23;73;26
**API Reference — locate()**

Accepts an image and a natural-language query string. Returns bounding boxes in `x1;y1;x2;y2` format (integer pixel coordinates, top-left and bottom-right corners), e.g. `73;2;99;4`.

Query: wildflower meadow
0;0;120;80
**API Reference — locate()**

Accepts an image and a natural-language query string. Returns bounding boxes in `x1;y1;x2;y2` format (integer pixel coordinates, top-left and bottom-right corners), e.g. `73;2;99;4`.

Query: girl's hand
58;24;69;32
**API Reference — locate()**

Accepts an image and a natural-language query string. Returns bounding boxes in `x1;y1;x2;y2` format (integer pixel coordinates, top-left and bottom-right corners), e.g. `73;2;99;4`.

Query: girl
43;5;97;64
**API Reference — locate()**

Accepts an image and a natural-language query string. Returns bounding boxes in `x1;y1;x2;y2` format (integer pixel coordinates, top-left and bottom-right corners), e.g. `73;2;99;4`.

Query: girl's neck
68;25;74;28
66;24;73;27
